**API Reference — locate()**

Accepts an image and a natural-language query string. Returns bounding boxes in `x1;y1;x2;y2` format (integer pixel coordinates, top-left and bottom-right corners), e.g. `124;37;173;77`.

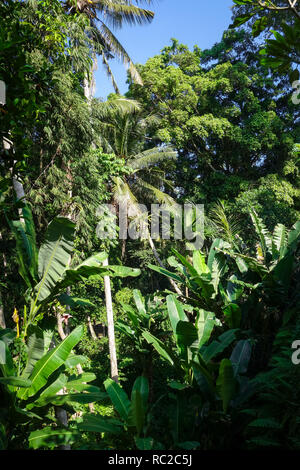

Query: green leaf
135;437;154;450
64;355;88;369
133;289;147;316
35;217;75;302
58;294;96;309
176;321;198;348
78;415;123;434
32;373;68;407
128;390;145;436
8;205;38;288
196;309;215;348
202;329;237;361
248;418;282;429
216;359;236;413
66;372;96;389
104;378;131;422
142;331;175;366
0;340;15;379
123;304;140;328
168;381;189;390
148;264;183;284
0;329;16;345
37;391;107;406
167;295;188;339
0;376;31;387
18;325;84;400
223;303;241;329
132;376;149;410
28;427;80;450
177;441;200;450
193;251;210;275
22;326;51;379
230;340;252;376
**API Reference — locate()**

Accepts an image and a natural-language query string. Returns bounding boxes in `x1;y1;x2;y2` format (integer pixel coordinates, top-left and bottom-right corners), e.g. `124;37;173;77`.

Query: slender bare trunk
103;257;119;383
57;312;94;415
87;316;97;341
0;232;6;329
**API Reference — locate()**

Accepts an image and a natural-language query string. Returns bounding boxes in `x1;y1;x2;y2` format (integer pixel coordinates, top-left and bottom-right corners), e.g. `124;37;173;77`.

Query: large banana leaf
201;329;238;362
22;326;52;379
104;378;131;422
0;329;16;345
132;376;149;410
249;209;272;260
54;253;140;289
128;390;145;436
167;295;188;340
58;293;96;309
216;359;236;413
142;331;176;366
78;415;123;434
287;220;300;252
0;376;31;387
28;427;80;450
129;378;149;436
230;340;252;377
8;205;38;288
0;339;15;378
34;217;75;303
29;372;68;409
176;321;198;348
18;325;84;400
196;309;215;348
35;391;107;406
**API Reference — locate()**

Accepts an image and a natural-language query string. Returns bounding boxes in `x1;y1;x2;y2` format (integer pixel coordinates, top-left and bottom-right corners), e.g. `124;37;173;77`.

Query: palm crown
65;0;156;88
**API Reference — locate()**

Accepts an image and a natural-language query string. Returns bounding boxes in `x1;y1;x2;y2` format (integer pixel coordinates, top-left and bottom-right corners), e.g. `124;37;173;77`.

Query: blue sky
94;0;234;100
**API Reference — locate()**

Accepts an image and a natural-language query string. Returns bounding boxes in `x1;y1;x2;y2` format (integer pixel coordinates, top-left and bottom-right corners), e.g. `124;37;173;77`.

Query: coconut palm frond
209;200;242;246
101;52;120;94
129;147;177;171
92;0;154;28
138;113;161;128
135;177;177;207
98;22;143;84
112;176;137;206
95;97;141;121
108;97;142;115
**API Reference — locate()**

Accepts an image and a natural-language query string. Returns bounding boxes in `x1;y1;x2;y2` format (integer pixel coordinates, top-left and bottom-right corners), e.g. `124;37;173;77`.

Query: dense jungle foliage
0;0;299;451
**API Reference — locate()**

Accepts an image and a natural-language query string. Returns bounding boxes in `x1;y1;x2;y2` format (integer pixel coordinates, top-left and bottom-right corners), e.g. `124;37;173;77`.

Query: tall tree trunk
87;316;97;341
103;257;119;383
83;57;119;382
0;233;6;329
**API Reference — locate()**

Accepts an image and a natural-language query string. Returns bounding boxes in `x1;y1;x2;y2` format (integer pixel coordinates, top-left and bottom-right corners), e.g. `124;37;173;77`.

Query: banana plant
8;204;140;335
142;294;252;412
216;211;300;330
115;289;167;363
77;375;161;450
149;242;243;323
0;325;106;449
217;209;300;281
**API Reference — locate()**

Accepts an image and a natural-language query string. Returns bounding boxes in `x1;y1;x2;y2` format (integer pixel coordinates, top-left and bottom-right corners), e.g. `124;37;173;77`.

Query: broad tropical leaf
35;217;75;302
28;427;80;450
230;340;252;377
104;378;131;422
18;325;84;400
216;359;236;413
78;415;123;434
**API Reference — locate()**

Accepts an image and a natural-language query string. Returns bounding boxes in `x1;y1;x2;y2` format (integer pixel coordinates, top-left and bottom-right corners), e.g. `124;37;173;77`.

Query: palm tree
96;97;182;380
64;0;156;92
98;97;183;295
